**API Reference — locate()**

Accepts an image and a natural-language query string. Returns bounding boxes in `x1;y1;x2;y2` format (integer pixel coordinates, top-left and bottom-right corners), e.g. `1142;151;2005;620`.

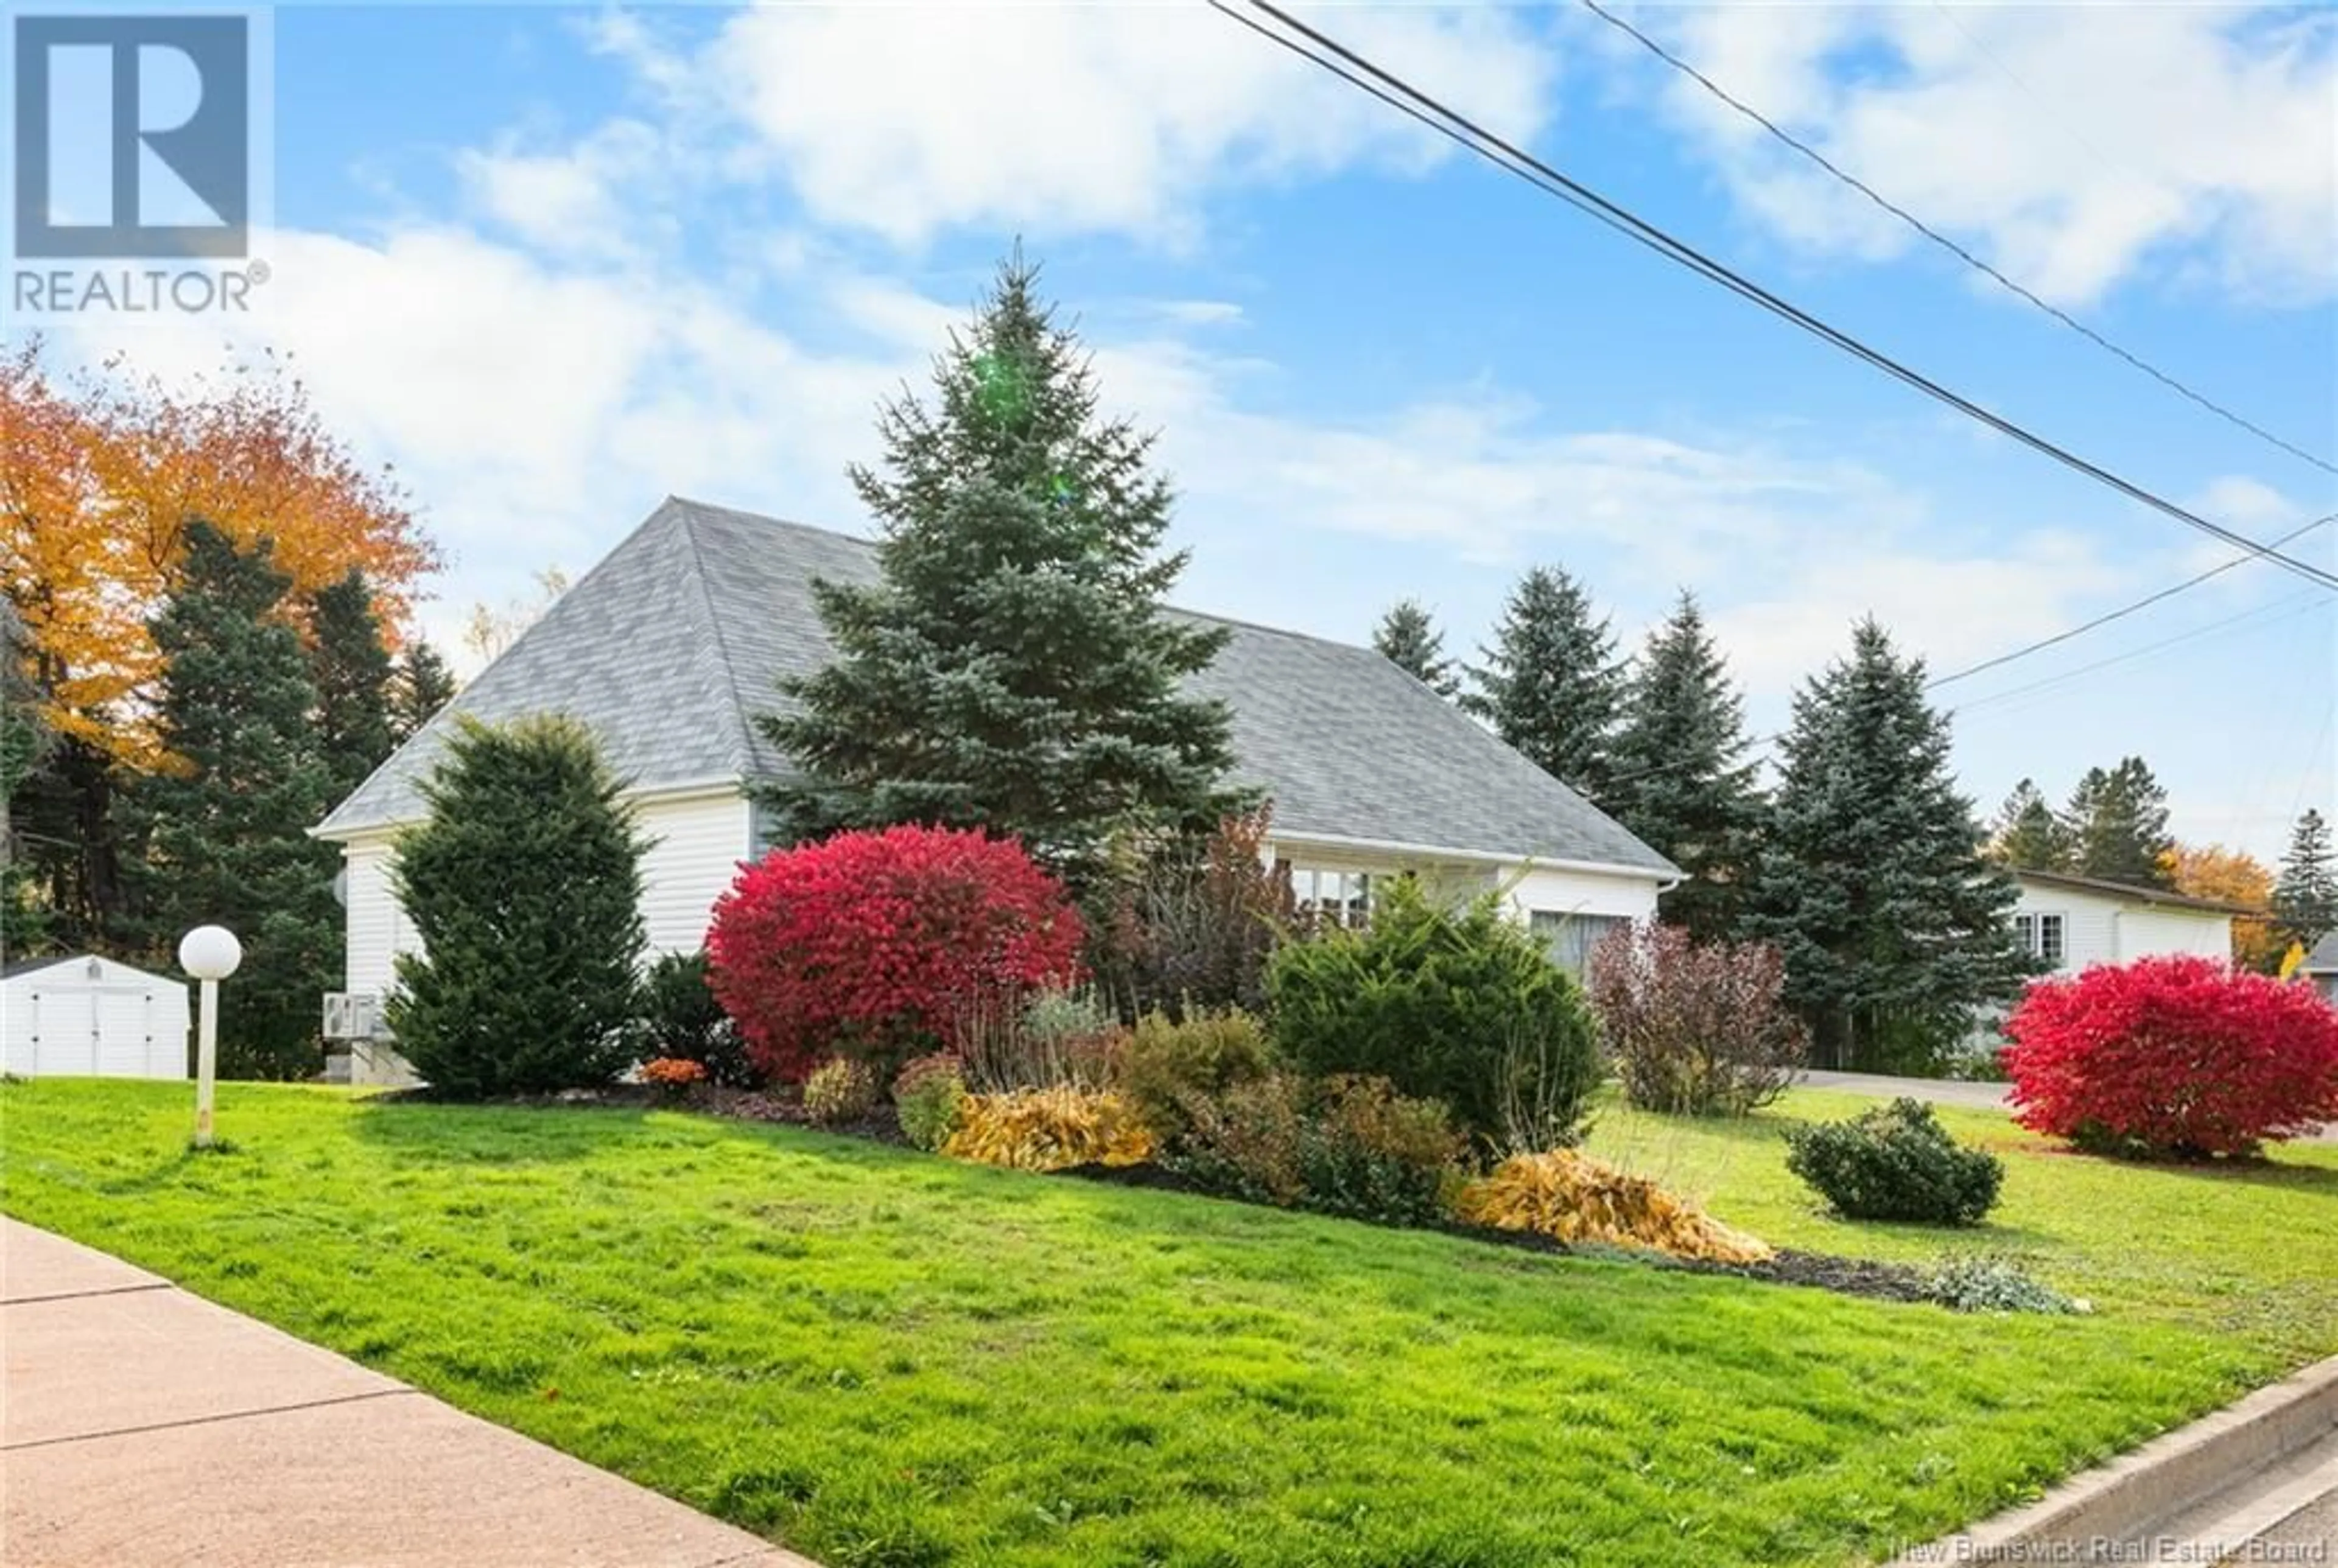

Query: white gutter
1269;830;1681;889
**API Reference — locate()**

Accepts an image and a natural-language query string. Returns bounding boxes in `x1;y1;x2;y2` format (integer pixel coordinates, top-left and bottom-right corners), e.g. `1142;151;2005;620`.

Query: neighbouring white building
1;954;190;1080
2003;868;2242;973
314;499;1680;1080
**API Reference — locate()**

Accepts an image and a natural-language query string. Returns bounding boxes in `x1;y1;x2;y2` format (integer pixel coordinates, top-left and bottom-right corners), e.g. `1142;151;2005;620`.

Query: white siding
335;789;754;999
342;837;408;994
2112;907;2232;962
2007;876;2234;973
1497;864;1665;924
636;793;756;957
1263;836;1665;940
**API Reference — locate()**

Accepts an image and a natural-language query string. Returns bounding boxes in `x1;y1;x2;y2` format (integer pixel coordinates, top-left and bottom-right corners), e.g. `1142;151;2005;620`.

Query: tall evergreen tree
1743;619;2030;1071
388;715;647;1097
1987;778;2073;871
2272;808;2337;955
1463;565;1624;804
388;639;458;742
306;569;396;802
759;253;1243;883
1372;598;1459;699
131;522;339;1080
1;598;57;955
2065;757;2174;887
1606;592;1763;939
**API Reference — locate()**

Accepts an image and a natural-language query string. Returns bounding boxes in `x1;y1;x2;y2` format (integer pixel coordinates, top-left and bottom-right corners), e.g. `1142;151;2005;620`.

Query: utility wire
1577;0;2338;478
1212;0;2338;592
1945;591;2328;718
1926;512;2338;689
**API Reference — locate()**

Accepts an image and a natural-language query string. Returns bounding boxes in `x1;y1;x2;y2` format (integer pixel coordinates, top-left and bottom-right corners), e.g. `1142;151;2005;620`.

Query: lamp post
177;925;242;1149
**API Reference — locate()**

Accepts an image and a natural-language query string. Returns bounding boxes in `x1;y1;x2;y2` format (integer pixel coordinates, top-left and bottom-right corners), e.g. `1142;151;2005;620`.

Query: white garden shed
1;955;189;1080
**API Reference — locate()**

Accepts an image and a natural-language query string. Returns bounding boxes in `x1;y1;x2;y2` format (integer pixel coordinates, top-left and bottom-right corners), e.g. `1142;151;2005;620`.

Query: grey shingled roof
320;498;1676;875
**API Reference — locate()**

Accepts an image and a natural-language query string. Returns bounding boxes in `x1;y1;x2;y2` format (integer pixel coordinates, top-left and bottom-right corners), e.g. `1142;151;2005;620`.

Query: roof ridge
666;495;1381;659
671;502;764;783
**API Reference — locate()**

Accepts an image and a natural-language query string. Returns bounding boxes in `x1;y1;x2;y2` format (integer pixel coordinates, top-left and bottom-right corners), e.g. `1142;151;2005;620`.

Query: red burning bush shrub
706;825;1084;1083
2002;955;2338;1158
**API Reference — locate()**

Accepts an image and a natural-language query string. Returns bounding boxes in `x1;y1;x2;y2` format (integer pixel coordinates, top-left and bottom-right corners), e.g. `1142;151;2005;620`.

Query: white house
2003;868;2241;973
2303;932;2338;1004
1;954;190;1080
314;499;1679;1079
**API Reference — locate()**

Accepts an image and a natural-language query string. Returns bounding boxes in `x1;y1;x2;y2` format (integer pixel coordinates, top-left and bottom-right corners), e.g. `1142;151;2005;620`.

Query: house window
1531;911;1628;977
2013;912;2067;968
1285;865;1374;928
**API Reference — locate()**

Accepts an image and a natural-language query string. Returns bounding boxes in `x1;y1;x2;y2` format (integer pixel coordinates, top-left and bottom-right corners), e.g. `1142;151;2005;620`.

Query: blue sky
53;2;2337;859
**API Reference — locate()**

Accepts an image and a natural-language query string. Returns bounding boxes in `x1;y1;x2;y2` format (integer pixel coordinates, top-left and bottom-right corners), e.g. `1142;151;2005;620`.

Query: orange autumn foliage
1;340;438;768
2161;842;2280;971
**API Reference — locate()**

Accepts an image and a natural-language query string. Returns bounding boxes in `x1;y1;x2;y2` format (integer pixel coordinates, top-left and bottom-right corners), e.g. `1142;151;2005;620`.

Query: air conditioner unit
323;992;391;1041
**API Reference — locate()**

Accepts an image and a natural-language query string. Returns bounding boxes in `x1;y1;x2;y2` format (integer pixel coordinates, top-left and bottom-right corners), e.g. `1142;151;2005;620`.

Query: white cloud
688;4;1559;247
456;119;667;257
1631;4;2338;305
48;225;919;662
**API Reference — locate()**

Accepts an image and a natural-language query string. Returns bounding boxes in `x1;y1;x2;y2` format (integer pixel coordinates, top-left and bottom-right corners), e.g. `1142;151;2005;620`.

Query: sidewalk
1;1218;815;1568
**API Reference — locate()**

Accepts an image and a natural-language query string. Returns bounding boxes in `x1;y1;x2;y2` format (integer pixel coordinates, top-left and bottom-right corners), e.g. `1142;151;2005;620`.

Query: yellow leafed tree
1;340;438;768
2161;842;2280;971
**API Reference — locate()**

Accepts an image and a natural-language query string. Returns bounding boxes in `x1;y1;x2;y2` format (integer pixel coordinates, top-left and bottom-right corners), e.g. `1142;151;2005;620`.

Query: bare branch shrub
1586;921;1806;1117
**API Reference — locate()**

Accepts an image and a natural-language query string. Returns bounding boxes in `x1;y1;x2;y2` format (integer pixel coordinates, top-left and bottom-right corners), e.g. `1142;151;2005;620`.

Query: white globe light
178;925;244;981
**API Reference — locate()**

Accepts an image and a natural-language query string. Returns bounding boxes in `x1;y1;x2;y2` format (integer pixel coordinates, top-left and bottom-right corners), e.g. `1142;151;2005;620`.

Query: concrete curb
1892;1354;2338;1564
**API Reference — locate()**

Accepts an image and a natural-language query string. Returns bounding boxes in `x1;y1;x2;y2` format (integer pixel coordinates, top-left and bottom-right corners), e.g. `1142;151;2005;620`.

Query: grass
4;1079;2333;1568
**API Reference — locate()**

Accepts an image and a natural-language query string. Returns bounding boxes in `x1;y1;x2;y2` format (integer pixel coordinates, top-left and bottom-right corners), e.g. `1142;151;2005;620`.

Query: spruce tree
307;570;396;802
1372;598;1460;699
759;253;1242;883
2272;808;2337;954
1607;592;1763;939
2065;757;2174;887
132;522;339;1080
388;640;458;742
1987;779;2072;871
1743;619;2029;1071
387;715;647;1097
1463;565;1624;803
1;598;56;955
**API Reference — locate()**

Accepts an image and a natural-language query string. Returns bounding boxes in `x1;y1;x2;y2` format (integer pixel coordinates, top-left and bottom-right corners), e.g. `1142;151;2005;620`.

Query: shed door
95;989;158;1077
30;989;100;1076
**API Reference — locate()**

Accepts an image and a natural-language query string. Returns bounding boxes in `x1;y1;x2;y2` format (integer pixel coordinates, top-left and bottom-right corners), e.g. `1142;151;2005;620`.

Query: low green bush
1116;1008;1277;1141
1267;877;1601;1149
893;1052;967;1152
1168;1074;1464;1227
802;1057;879;1126
1926;1255;2080;1315
1785;1099;2003;1226
633;950;762;1088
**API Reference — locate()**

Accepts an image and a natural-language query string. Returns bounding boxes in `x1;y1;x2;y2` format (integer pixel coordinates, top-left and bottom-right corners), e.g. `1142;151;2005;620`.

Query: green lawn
4;1079;2332;1568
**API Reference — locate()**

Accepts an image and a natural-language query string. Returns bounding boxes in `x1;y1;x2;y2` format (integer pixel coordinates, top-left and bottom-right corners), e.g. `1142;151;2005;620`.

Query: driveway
1794;1069;2337;1143
1;1218;816;1567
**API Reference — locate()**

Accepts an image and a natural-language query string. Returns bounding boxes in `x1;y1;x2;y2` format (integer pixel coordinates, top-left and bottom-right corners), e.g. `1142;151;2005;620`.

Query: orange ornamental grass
1;340;438;767
1455;1149;1774;1266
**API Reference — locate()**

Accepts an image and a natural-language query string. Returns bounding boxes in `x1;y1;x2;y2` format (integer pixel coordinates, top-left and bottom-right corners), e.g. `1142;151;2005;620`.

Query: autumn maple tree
2160;842;2280;971
2;340;438;949
2;340;435;765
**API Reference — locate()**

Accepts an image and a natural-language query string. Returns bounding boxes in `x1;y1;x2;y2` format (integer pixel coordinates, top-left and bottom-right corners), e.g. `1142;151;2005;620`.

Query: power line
1926;512;2338;689
1576;0;2338;478
1212;0;2338;593
1945;590;2328;718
